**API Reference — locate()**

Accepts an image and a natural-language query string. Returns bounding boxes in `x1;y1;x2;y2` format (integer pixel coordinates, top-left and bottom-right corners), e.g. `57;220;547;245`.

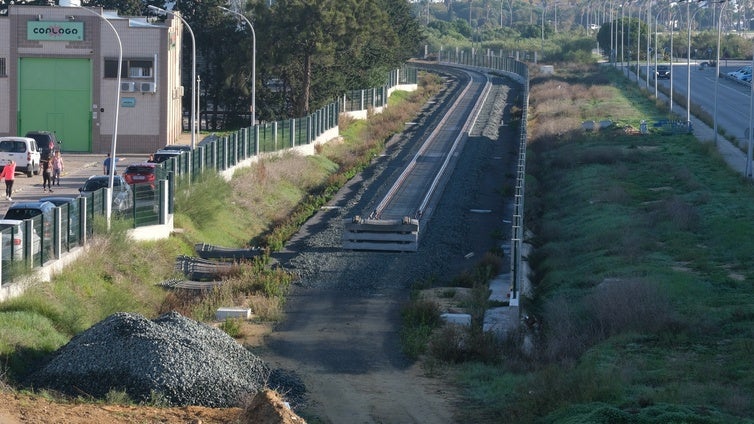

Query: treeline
3;0;423;128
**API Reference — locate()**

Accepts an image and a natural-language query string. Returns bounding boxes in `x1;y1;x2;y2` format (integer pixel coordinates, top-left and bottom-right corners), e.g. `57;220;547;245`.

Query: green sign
121;97;136;108
27;22;84;41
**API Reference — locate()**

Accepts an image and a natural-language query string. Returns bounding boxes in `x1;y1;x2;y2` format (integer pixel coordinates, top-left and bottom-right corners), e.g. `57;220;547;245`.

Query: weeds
219;318;243;338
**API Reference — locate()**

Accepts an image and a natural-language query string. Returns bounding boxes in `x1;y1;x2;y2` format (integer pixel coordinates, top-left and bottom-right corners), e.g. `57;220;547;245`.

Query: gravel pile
26;311;270;408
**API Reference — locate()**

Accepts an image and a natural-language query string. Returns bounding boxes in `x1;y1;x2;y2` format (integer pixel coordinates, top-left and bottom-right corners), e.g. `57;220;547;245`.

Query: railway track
343;66;496;251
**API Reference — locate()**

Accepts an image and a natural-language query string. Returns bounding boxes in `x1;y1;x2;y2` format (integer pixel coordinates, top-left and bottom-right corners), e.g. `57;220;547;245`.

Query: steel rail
372;69;488;220
416;77;492;217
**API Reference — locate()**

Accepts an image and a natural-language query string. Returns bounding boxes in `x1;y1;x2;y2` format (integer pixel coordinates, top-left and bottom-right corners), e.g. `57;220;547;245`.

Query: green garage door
18;58;91;152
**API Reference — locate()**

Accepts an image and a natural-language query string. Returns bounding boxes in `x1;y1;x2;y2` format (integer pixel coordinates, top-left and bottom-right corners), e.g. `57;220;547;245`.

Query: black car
25;131;61;160
4;201;56;221
151;149;183;164
4;201;57;239
654;65;671;80
161;144;192;152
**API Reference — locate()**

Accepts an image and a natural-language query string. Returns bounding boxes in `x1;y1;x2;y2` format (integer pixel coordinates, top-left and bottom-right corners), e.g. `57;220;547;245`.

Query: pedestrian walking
0;160;16;201
103;153;121;175
41;157;53;192
51;150;63;186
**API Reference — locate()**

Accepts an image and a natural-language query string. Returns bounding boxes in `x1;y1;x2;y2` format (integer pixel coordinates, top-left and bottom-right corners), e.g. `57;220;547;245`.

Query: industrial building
0;2;184;153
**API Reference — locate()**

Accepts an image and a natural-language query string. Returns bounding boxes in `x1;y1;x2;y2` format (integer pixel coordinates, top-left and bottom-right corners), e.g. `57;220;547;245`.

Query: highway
632;59;754;144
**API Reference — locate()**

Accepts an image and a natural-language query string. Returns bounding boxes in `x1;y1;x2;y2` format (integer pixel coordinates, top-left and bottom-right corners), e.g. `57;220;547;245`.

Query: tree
83;0;148;16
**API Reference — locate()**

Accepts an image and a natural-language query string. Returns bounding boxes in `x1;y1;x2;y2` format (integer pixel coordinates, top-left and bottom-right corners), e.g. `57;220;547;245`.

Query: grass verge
429;64;754;423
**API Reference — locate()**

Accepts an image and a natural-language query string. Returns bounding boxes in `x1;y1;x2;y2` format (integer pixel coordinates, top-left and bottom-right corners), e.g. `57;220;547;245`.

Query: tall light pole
148;5;197;150
654;2;677;101
636;0;649;84
609;0;615;64
669;5;675;113
646;0;652;88
75;6;121;230
218;6;256;128
620;1;625;70
713;0;727;145
748;48;754;177
687;1;700;126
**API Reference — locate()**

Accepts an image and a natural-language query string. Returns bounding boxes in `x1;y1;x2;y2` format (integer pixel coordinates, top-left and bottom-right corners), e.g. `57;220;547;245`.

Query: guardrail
0;65;418;291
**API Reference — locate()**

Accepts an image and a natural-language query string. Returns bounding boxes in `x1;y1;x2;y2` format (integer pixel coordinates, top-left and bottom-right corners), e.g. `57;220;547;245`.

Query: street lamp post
713;0;726;145
148;5;197;150
636;3;641;85
218;6;256;128
669;6;675;113
654;2;677;101
686;1;720;128
646;0;652;88
75;6;121;230
621;1;625;71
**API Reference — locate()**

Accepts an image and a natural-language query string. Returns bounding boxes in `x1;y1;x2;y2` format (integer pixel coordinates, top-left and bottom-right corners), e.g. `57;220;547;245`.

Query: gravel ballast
26;311;270;407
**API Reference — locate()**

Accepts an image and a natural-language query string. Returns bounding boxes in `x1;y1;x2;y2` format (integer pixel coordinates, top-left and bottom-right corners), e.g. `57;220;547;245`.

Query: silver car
0;219;41;261
78;175;133;213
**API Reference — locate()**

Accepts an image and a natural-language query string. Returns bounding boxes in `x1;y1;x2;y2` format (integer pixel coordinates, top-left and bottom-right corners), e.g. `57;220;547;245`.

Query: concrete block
216;307;251;321
440;313;471;326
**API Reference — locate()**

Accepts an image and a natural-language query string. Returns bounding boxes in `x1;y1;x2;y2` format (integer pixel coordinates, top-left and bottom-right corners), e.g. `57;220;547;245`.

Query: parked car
151;149;183;164
78;175;133;213
653;65;671;80
0;219;41;261
0;136;41;177
3;201;56;221
39;196;80;242
123;162;157;190
161;144;192;152
3;201;56;240
24;131;61;160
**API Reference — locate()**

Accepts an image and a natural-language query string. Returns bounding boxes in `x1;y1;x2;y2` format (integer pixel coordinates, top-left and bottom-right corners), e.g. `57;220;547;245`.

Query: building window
104;59;153;79
0;58;6;77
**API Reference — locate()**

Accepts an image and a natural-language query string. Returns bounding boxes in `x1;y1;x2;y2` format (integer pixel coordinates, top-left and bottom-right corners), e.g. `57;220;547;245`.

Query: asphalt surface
624;63;751;177
0;153;150;217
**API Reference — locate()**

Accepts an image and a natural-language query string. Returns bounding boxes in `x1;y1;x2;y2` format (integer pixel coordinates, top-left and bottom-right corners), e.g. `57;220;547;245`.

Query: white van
0;136;41;177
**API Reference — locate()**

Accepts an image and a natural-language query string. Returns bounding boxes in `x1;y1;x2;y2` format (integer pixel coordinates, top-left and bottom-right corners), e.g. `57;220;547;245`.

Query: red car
123;162;157;190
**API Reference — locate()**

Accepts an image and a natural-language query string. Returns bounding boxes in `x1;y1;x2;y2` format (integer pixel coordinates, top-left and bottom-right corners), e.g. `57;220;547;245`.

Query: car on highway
0;136;41;177
727;66;752;81
0;219;41;261
653;65;671;80
78;175;133;213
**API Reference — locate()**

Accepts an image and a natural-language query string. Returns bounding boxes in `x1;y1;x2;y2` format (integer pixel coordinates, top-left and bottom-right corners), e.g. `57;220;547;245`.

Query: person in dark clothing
42;157;53;193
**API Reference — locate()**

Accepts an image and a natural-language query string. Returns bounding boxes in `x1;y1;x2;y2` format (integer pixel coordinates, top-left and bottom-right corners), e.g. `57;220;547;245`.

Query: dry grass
230;152;330;226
